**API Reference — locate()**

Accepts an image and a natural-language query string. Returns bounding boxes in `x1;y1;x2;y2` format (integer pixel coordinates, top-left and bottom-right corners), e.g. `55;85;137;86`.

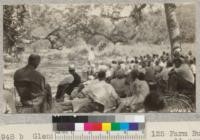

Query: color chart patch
52;115;145;132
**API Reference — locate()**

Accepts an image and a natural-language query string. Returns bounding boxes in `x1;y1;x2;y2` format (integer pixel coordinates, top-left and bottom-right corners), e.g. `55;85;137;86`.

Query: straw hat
69;64;75;71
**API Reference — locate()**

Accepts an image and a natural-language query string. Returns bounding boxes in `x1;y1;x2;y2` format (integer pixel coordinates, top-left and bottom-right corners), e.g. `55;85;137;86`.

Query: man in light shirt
88;47;95;65
78;71;120;113
115;69;150;113
168;56;195;101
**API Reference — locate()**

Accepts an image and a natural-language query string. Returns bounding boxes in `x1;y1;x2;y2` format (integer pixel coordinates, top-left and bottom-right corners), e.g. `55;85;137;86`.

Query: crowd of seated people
12;50;196;113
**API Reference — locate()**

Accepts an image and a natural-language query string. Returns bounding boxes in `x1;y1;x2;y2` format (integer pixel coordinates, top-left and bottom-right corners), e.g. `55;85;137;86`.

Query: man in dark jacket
68;65;81;90
14;54;52;113
56;65;81;101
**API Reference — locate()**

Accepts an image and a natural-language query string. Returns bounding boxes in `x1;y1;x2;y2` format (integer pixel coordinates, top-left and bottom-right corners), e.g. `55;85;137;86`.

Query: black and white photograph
2;3;196;114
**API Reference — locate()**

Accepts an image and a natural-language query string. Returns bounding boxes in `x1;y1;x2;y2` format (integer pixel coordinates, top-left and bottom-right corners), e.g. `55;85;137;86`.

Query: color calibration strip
52;115;145;131
54;122;144;131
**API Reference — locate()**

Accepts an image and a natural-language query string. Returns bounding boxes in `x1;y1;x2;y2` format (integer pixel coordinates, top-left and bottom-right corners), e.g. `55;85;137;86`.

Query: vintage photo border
0;0;200;124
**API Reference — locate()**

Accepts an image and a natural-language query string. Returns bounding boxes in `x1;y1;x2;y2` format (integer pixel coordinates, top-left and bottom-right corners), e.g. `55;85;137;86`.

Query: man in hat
173;47;182;59
55;65;81;101
14;54;52;113
68;64;81;94
110;69;130;98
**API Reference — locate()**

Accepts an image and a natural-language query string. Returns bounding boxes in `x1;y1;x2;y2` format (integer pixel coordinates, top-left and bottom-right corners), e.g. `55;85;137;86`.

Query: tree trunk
164;4;181;58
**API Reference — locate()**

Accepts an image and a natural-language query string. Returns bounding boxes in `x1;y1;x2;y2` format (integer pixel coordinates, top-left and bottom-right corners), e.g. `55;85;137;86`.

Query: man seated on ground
145;61;156;84
110;70;130;98
156;60;173;93
154;60;162;74
55;75;74;102
56;65;81;102
14;54;52;113
168;56;195;99
115;69;150;113
77;70;120;113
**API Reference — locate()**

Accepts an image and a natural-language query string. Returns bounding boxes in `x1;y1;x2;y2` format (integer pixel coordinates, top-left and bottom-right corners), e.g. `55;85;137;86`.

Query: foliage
133;9;169;44
176;4;195;42
3;4;195;54
3;5;26;54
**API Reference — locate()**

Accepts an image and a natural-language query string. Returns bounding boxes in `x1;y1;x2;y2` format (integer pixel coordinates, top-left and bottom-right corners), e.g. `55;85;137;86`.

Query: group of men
12;48;196;113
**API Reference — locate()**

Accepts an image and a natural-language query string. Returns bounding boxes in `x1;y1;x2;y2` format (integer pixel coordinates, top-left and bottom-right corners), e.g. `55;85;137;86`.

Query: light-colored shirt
138;67;146;74
159;61;167;68
82;80;119;112
111;78;130;97
190;64;196;75
129;79;150;105
88;50;95;62
175;64;194;84
159;67;173;81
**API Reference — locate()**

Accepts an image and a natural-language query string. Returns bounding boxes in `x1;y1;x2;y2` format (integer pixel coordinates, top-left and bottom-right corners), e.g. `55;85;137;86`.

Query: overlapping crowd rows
6;49;195;113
